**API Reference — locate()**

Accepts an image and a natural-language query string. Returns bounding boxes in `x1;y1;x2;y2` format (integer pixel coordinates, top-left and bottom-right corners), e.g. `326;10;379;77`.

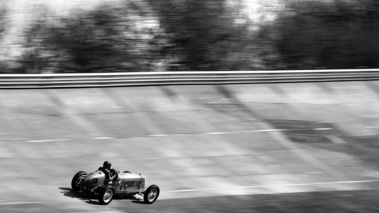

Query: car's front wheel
143;185;160;204
71;171;87;192
99;186;114;205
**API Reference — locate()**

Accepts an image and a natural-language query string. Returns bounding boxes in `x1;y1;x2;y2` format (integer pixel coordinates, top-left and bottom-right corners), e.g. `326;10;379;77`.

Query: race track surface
1;82;379;212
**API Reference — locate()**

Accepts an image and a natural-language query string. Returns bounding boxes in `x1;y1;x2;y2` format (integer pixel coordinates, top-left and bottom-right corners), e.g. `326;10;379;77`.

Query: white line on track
314;128;332;131
168;179;379;193
0;201;42;206
0;139;72;143
257;129;286;132
150;134;168;137
0;127;339;144
27;139;71;143
365;126;378;129
93;137;115;140
206;132;227;135
205;129;285;135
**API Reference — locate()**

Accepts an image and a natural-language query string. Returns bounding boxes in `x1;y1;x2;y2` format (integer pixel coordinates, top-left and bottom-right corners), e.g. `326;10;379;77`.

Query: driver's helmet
103;161;112;169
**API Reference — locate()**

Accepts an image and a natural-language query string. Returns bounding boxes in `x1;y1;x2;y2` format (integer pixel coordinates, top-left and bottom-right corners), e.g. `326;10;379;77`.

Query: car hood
82;171;106;189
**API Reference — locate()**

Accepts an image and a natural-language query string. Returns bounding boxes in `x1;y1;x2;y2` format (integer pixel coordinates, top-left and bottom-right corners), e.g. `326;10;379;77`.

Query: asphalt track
1;82;379;212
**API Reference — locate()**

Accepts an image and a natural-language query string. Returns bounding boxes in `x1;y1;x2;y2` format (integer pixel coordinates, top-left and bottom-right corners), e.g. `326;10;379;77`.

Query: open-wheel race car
71;168;160;205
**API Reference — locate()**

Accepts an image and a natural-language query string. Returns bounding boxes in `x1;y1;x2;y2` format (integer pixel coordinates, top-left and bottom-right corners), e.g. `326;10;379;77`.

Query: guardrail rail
0;69;379;89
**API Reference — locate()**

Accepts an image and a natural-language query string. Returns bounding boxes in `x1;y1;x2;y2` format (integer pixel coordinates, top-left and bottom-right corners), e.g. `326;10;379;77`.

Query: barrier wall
1;69;379;88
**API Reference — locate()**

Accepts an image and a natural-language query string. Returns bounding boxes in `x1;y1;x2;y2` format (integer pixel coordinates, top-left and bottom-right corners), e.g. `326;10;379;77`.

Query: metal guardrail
0;69;379;89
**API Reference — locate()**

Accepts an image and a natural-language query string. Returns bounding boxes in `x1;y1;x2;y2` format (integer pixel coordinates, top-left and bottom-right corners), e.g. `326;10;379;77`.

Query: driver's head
103;161;111;169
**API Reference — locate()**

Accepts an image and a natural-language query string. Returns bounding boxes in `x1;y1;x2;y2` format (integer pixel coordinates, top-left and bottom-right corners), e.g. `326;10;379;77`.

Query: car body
71;169;160;205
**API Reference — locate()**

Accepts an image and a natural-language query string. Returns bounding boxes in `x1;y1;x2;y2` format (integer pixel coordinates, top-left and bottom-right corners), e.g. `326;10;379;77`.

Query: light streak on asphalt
0;127;340;144
0;201;43;206
314;128;333;131
27;139;71;143
93;137;115;140
365;126;378;129
168;179;379;193
0;129;285;143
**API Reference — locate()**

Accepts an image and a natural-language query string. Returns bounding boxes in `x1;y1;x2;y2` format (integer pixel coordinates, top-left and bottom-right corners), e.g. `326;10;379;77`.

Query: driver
98;161;117;184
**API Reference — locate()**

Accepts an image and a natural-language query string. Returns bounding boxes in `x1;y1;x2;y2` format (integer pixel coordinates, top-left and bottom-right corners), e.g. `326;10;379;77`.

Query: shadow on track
58;187;140;205
59;187;100;205
131;200;149;205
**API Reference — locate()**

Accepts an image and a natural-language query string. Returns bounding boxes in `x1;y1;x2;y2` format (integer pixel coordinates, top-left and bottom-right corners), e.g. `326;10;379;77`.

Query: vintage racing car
71;169;160;205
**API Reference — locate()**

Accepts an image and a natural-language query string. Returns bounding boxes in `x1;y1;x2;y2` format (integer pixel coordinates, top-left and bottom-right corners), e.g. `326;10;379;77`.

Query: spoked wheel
71;171;87;192
143;185;160;204
99;186;114;205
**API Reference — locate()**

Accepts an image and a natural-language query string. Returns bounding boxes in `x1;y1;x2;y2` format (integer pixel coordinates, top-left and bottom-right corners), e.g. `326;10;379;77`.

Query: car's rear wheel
99;186;114;205
143;185;160;204
71;171;87;192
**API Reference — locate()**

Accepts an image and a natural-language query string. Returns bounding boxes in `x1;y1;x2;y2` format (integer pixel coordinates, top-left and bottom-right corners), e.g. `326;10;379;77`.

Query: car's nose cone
82;171;105;189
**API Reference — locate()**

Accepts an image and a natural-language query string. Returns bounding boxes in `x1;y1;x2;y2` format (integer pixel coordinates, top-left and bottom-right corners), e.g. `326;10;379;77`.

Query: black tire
143;185;160;204
71;171;87;192
99;186;114;205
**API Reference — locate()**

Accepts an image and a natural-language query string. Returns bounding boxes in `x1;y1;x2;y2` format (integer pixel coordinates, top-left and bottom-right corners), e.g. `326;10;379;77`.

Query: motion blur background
2;1;379;213
0;0;379;73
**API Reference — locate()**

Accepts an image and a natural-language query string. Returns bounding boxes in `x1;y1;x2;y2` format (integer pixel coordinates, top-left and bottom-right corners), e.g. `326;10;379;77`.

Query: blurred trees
16;0;257;73
266;0;379;69
5;0;379;73
0;6;6;36
147;0;258;71
0;5;9;73
17;2;161;73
